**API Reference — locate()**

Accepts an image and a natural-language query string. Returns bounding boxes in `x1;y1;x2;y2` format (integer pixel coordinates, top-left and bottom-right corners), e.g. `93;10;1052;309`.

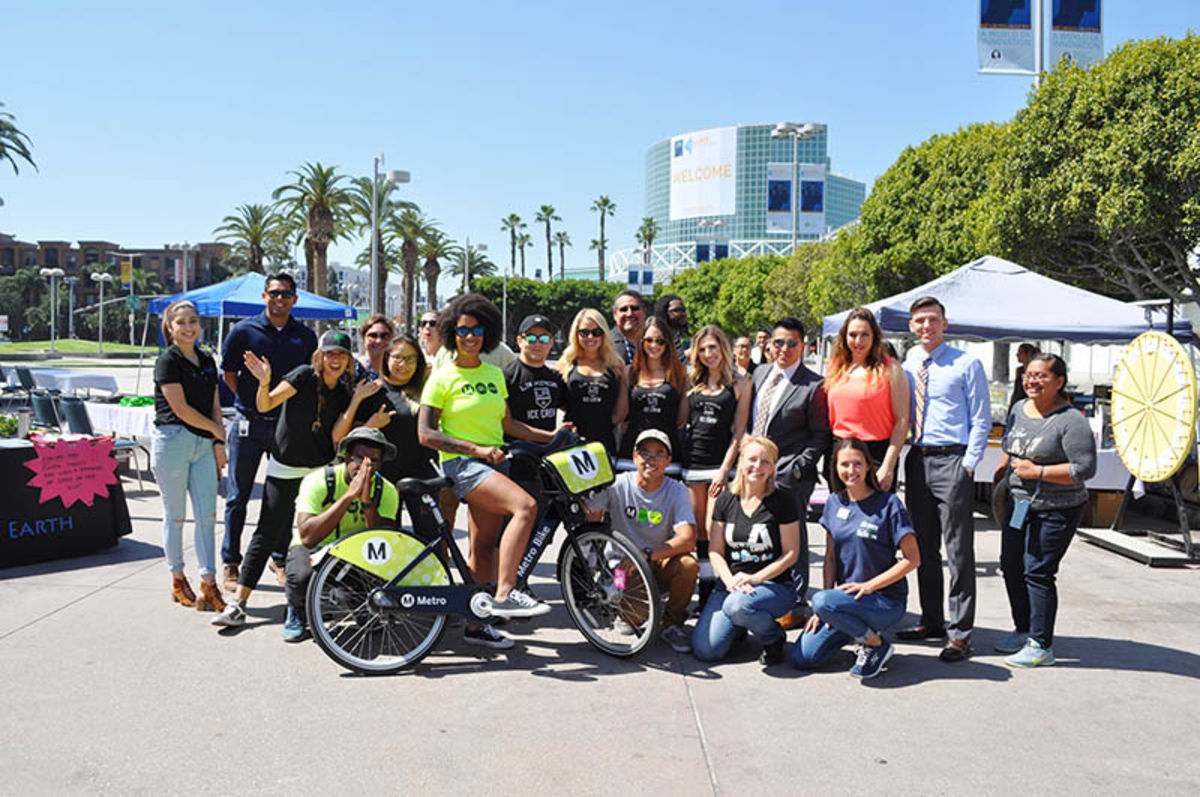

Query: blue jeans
222;414;274;565
153;424;219;577
692;582;793;661
790;588;905;669
1001;501;1082;648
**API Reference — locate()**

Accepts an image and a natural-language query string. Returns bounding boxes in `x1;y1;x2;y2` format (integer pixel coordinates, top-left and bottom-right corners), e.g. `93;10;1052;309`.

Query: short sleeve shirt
274;365;352;468
711;490;798;583
153;345;219;437
503;359;566;435
820;490;914;603
420;361;509;463
596;471;695;551
292;463;400;548
220;312;317;418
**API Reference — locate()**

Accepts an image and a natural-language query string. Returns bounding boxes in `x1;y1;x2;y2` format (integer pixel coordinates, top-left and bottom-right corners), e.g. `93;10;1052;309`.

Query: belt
913;444;966;456
235;408;278;424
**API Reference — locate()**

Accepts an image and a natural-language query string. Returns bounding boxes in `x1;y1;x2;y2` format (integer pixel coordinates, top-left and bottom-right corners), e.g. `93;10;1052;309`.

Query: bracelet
1039;465;1045;479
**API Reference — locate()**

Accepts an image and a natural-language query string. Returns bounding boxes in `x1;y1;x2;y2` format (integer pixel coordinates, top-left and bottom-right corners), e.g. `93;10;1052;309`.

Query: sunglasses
615;304;642;314
578;328;605;339
267;289;296;299
643;337;667;346
773;338;801;349
456;325;486;338
418;320;438;328
523;333;552;344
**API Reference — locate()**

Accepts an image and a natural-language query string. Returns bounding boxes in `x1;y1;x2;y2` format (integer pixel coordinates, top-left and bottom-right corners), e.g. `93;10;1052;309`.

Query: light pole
91;273;115;355
697;219;726;262
170;241;196;293
64;276;79;339
370;154;411;316
462;238;487;294
770;122;824;254
39;268;65;352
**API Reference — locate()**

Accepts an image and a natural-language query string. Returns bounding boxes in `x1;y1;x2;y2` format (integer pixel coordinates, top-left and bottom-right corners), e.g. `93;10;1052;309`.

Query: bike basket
543;441;615;497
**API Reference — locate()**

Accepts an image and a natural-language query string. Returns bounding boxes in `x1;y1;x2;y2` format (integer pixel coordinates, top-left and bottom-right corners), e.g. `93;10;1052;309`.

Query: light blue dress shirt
904;343;992;470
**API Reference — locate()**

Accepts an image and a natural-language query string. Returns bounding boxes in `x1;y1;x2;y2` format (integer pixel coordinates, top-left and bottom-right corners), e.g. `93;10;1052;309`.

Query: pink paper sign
25;435;119;508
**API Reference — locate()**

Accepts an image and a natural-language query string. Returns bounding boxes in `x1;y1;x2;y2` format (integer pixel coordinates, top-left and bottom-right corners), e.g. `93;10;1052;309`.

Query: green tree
473;276;624;345
0;102;35;175
500;213;526;277
348;176;418;313
447;243;497;292
553;231;572;280
535;205;561;281
763;242;830;332
271;162;352;298
636;216;660;265
213;203;287;273
390;209;436;329
419;228;453;312
590;195;617;279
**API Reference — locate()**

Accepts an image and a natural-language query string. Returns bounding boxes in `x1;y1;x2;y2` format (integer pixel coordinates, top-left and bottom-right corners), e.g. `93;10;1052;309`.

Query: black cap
319;330;353;354
518;314;553;335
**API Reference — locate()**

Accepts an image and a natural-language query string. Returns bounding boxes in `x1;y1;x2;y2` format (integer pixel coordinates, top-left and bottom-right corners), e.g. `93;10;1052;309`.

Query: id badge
1009;498;1031;532
238;419;250;438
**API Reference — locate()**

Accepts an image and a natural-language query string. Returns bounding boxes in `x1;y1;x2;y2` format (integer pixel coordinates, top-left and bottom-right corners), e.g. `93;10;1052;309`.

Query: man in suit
751;317;830;614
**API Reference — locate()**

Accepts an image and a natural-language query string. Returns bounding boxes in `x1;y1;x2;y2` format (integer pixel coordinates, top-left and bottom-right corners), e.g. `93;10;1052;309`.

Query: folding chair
58;395;148;492
30;390;62;430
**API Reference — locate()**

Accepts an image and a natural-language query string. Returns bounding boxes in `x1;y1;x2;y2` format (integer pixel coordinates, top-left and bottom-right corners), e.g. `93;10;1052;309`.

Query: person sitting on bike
418;293;564;649
588;428;698;654
283;427;401;642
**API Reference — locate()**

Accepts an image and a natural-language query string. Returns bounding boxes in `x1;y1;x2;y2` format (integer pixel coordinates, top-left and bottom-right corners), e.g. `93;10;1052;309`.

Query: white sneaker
464;624;514;650
212;601;246;627
613;616;638;636
487;589;551;619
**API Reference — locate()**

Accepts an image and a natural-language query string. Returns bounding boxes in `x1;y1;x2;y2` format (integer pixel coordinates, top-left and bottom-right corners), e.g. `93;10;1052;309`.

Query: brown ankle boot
171;574;197;607
195;581;226;613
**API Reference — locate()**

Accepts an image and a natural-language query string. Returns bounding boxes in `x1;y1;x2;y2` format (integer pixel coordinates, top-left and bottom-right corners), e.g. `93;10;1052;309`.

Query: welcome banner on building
978;0;1035;75
1050;0;1103;67
669;126;737;221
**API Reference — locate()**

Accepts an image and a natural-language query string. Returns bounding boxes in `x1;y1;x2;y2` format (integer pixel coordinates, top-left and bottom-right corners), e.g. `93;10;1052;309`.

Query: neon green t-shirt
419;360;509;463
291;463;400;548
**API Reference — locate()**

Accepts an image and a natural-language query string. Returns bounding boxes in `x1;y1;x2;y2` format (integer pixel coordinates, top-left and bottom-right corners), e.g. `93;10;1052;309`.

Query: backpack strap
322;465;337;506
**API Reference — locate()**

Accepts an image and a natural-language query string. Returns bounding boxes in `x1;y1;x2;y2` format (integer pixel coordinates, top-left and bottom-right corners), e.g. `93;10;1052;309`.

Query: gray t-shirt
596;471;695;551
1003;400;1097;510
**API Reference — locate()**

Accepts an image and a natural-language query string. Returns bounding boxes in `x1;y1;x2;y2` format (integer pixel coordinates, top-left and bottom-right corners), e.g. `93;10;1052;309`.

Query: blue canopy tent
821;256;1193;344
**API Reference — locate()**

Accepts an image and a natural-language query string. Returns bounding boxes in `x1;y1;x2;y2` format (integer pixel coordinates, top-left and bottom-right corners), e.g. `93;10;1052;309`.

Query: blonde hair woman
558;308;628;457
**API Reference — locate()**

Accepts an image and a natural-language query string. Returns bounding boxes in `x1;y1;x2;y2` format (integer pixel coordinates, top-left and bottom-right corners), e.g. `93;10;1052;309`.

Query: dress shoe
171;574;197;608
223;564;239;593
895;624;947;641
776;610;807;631
939;638;972;662
195;581;227;613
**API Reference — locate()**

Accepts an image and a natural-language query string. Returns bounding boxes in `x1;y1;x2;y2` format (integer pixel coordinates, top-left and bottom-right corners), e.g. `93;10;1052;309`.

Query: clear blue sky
2;1;1196;291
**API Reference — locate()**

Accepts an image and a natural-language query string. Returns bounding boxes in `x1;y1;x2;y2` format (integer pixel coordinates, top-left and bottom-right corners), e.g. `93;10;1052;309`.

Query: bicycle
305;429;664;674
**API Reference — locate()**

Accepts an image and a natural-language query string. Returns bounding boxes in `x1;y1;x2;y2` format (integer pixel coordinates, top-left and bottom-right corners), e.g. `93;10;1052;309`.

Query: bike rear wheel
557;527;662;657
307;533;450;675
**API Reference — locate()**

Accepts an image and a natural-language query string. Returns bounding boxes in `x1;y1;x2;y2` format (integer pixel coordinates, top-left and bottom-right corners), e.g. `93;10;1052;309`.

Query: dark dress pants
222;415;274;566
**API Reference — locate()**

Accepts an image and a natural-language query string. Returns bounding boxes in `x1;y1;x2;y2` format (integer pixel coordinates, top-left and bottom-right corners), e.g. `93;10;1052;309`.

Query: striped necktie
912;357;932;444
753;371;784;437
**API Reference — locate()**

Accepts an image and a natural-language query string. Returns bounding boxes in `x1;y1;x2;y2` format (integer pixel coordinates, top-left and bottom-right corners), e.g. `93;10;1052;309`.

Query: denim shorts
442;455;508;500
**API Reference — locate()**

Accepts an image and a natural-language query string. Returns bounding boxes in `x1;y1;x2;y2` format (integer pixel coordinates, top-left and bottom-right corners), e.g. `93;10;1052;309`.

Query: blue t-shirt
820;490;914;603
220;312;317;418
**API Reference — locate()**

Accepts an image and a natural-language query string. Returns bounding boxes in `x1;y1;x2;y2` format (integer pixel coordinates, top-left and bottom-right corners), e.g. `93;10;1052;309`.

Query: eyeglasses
456;325;486;338
523;333;552;344
391;354;419;366
1023;372;1056;382
578;328;605;339
615;304;642;315
267;289;296;299
418;320;438;329
365;332;391;340
643;337;666;346
773;338;801;349
635;448;668;461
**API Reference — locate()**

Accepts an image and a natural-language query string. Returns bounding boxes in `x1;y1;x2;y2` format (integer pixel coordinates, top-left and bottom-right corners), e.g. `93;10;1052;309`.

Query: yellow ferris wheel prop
1111;331;1198;483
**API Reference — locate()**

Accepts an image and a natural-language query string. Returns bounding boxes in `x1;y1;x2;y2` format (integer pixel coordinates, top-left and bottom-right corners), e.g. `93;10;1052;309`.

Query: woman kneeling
791;438;920;679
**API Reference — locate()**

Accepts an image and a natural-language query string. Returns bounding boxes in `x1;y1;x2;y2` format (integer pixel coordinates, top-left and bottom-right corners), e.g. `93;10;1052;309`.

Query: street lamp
697;219;726;262
91;273;115;355
170;241;196;293
63;276;79;339
39;267;65;353
770;121;825;253
462;239;487;294
370;154;411;316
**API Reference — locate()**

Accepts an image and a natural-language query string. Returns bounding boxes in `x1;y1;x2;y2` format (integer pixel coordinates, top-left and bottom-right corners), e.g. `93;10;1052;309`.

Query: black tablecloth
0;439;133;569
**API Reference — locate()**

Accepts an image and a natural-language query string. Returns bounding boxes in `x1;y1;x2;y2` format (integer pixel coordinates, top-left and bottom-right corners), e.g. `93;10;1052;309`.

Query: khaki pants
653;554;699;628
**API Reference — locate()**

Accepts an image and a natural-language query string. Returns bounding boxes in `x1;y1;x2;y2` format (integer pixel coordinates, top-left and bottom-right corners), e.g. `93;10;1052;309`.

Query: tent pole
135;312;152;396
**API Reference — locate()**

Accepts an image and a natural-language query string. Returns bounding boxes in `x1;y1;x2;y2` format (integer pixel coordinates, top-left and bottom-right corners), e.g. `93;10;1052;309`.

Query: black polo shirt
154;345;219;437
220;311;317;419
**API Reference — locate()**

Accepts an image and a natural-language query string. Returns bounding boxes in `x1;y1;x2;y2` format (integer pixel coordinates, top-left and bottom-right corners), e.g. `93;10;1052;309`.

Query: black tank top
620;380;680;458
565;366;620;457
687;385;736;468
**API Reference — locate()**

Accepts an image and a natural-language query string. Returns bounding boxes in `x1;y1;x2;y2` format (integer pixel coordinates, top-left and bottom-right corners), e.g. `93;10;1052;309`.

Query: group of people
152;273;1097;675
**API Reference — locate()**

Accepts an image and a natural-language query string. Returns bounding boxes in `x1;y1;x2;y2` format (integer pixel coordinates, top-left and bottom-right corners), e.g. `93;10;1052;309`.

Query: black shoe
759;637;785;666
939;639;971;662
895;624;947;641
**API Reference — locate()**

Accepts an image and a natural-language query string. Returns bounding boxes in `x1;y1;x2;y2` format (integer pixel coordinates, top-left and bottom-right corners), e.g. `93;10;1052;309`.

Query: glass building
612;123;866;284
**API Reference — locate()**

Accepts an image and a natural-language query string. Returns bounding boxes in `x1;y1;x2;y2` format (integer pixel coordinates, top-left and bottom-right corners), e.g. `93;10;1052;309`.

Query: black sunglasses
773;338;801;349
456;325;486;338
267;289;296;299
418;320;438;328
523;333;552;344
578;328;605;339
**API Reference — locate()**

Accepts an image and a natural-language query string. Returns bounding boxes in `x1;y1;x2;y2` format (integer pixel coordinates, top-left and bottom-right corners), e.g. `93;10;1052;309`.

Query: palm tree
447;243;497;291
534;205;561;280
0;103;35;175
271;162;351;298
516;232;533;280
553;231;572;281
419;228;453;312
590;195;616;280
636;216;660;267
389;209;436;329
348;175;417;313
213;203;286;273
588;238;603;274
500;213;526;277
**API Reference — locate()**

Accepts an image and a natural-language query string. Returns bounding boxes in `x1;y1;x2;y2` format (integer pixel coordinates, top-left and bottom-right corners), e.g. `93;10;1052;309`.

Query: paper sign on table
24;435;119;508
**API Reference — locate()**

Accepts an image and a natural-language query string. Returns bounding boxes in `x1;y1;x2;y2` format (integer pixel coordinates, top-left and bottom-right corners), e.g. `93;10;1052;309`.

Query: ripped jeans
152;424;219;576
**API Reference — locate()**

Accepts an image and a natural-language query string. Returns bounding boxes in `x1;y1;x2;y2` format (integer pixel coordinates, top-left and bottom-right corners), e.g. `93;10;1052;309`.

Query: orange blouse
825;359;897;442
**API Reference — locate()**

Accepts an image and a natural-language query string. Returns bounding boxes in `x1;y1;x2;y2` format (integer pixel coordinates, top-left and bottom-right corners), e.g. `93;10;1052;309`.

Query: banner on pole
766;163;793;234
978;0;1036;75
1049;0;1103;68
120;259;132;291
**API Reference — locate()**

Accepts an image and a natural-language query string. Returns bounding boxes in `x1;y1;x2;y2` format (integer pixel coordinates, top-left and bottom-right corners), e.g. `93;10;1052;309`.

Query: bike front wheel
307;531;450;675
557;527;662;657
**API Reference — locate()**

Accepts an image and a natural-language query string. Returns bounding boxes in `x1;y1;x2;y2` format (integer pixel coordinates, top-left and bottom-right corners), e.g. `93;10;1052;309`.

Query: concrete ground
1;362;1198;794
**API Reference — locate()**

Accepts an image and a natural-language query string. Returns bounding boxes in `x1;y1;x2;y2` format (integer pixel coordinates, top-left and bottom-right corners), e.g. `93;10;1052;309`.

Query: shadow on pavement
1048;635;1200;678
0;537;162;581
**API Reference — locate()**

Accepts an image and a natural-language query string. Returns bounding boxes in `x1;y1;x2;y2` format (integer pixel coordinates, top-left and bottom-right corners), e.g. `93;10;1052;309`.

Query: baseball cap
518;314;553;335
319;330;353;354
337;426;397;462
634;428;672;455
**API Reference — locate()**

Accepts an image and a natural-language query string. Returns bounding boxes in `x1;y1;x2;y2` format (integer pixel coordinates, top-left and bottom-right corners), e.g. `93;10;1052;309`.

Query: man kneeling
284;427;400;642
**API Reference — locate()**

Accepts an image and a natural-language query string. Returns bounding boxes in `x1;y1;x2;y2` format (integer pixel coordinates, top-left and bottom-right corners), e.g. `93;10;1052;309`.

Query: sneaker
487;590;551;619
759;637;785;666
613;616;638;636
994;630;1030;654
1006;638;1055;668
661;624;692;653
281;606;308;643
464;624;514;650
851;640;894;679
268;559;287;586
211;601;246;628
222;564;239;593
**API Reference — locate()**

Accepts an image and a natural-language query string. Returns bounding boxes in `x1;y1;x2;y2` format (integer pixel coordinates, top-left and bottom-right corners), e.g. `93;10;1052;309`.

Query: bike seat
507;427;580;459
395;475;453;496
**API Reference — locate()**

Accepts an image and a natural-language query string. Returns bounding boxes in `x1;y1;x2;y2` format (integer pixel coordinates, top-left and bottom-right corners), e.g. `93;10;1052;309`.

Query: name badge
238;419;250;437
836;507;851;520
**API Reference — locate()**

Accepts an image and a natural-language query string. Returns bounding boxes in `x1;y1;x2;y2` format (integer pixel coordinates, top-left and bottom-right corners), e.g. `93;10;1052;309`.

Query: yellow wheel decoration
1111;332;1198;483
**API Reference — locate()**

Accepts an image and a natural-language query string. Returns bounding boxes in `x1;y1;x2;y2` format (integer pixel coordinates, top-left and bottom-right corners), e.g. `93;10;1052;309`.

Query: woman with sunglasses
354;313;395;382
824;307;909;491
619;315;688;460
557;308;628;458
419;293;563;645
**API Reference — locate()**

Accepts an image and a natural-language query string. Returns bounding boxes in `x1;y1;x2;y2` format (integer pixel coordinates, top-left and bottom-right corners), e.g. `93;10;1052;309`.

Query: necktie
912;357;932;444
753;371;783;437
